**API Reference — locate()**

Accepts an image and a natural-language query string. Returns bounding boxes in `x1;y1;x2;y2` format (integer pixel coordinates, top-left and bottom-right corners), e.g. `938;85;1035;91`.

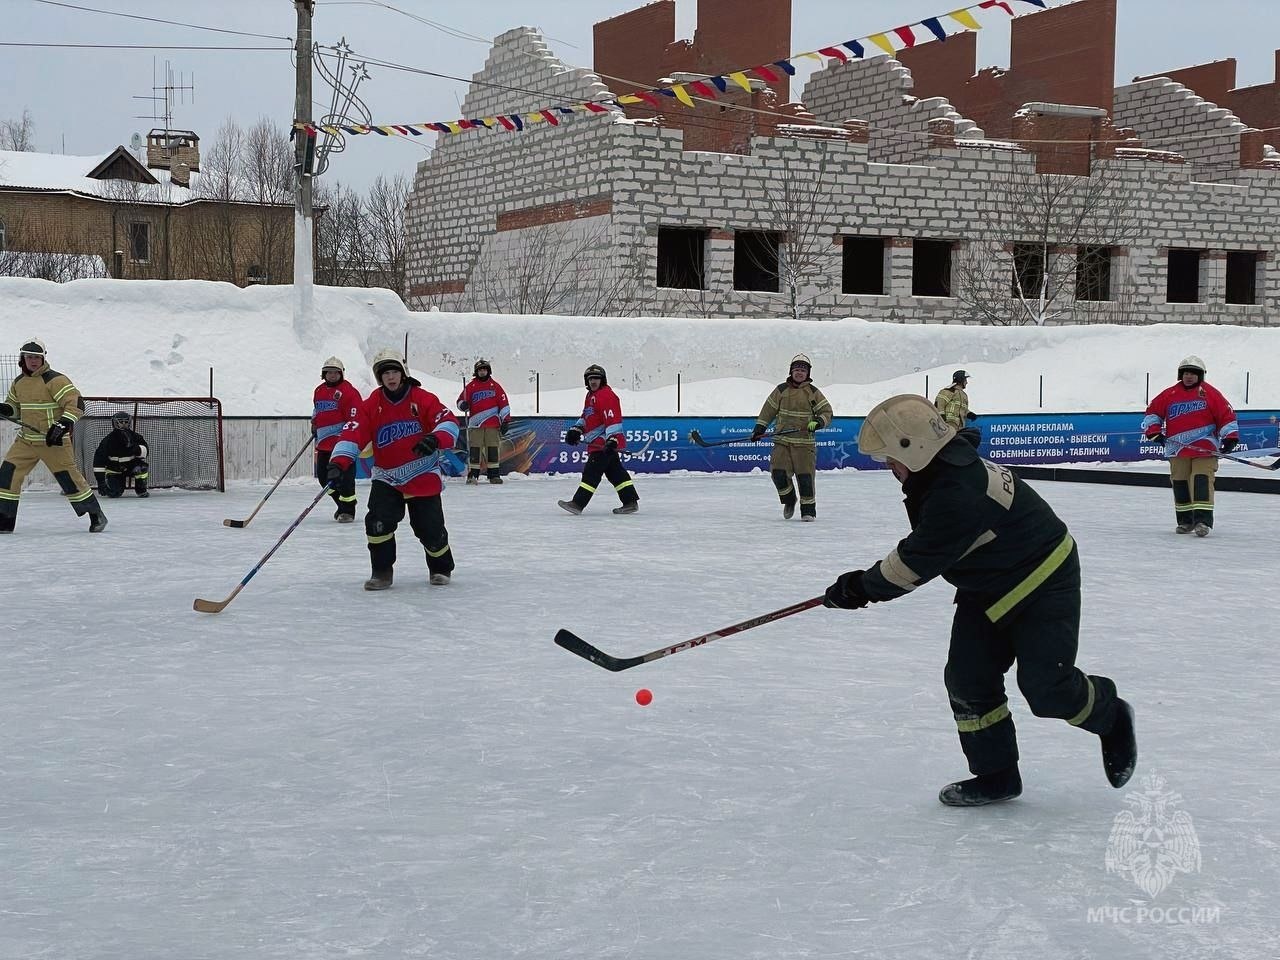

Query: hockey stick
1164;437;1280;472
688;428;800;448
223;436;315;527
1;412;48;436
196;483;333;613
554;595;826;671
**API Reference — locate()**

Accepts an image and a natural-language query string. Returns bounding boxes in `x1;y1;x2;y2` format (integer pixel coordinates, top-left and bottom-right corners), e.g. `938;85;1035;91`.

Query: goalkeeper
93;411;150;498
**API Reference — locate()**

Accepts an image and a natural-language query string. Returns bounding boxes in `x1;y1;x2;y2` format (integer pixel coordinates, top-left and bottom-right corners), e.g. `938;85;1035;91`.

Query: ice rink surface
2;470;1276;959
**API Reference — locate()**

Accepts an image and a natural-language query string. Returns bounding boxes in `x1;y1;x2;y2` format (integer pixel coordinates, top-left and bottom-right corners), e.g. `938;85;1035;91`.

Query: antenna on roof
132;57;196;133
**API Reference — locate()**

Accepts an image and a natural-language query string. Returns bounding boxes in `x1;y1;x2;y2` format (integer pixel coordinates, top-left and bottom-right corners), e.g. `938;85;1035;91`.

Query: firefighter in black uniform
823;394;1136;806
93;411;150;498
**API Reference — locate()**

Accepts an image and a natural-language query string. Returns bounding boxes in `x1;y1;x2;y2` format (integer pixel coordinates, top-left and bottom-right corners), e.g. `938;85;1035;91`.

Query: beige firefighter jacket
756;380;833;446
7;362;85;444
934;384;970;430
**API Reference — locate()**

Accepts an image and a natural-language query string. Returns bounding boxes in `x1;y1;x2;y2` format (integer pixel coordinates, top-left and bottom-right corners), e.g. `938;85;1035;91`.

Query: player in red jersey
557;364;639;516
457;359;511;484
312;357;363;522
328;350;460;590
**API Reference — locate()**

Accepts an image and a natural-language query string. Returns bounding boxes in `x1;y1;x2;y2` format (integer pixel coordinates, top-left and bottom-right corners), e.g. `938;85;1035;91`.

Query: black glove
413;434;439;457
458;399;470;412
0;401;14;418
565;426;582;446
966;411;978;422
1147;433;1166;444
605;436;618;453
45;418;72;446
500;419;511;436
823;570;871;610
1221;437;1239;454
750;425;766;441
325;460;345;484
956;427;982;449
131;460;149;477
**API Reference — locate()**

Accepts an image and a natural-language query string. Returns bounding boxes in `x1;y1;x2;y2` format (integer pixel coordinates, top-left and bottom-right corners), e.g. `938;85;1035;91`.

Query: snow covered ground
2;471;1275;959
3;276;1280;417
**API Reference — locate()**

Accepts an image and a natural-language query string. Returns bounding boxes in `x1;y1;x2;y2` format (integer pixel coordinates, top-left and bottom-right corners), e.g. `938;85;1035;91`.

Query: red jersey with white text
330;383;459;496
572;384;626;452
457;377;511;429
1142;381;1238;458
312;379;364;452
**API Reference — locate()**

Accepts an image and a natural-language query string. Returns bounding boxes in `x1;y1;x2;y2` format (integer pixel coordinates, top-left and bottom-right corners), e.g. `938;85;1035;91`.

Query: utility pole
293;0;315;330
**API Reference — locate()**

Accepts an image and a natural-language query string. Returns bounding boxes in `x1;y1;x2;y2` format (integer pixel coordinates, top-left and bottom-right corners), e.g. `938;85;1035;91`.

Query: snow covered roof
0;147;198;204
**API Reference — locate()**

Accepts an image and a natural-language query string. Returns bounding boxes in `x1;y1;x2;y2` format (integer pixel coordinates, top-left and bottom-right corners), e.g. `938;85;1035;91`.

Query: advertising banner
381;412;1280;477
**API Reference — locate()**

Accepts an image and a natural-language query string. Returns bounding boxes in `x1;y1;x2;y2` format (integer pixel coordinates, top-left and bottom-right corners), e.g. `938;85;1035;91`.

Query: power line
0;42;292;50
24;0;294;41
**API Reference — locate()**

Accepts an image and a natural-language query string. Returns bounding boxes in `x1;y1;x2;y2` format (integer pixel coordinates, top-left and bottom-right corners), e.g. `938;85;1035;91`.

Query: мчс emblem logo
1105;771;1201;898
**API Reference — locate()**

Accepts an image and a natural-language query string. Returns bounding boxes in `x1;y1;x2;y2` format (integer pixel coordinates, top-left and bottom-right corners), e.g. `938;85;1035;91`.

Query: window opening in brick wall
1226;251;1259;306
912;240;952;297
1166;249;1202;304
1075;246;1113;302
842;236;886;295
128;221;151;264
733;231;780;293
0;219;6;251
656;227;707;290
1011;242;1046;301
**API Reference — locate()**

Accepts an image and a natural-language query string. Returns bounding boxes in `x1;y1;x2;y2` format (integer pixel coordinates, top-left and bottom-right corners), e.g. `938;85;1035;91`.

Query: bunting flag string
293;0;1052;141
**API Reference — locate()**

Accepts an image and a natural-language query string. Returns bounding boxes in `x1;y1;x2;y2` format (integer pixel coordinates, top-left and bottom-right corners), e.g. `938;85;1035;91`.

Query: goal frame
79;396;226;492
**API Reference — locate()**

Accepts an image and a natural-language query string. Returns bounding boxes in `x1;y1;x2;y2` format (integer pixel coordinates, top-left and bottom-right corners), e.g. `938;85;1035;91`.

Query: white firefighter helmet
1177;355;1206;376
321;356;345;373
19;337;46;357
858;394;956;473
371;348;407;378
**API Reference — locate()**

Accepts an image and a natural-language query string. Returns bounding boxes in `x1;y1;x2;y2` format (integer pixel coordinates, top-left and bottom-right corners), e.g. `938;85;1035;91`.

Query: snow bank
1;276;1277;416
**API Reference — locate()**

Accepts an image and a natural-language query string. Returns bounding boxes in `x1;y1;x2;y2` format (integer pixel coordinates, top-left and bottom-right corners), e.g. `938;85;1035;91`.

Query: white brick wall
406;30;1280;326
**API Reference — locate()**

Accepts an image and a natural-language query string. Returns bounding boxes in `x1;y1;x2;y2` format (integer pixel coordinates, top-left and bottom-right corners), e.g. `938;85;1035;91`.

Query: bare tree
362;173;410;297
748;152;841;320
1;109;36;151
466;218;651;315
242;117;294;283
313;178;368;287
0;212;108;281
953;151;1144;325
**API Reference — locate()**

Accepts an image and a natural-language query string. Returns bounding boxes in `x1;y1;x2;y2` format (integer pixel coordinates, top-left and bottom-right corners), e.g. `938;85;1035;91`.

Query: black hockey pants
316;449;357;518
365;480;453;577
570;449;639;510
943;546;1119;775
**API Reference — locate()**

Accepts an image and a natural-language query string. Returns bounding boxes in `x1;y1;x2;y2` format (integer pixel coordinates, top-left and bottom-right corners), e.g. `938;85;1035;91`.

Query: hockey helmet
19;338;46;358
111;411;131;430
1177;355;1206;378
372;348;407;379
952;369;970;384
858;394;956;473
474;359;492;377
321;356;345;374
583;364;607;388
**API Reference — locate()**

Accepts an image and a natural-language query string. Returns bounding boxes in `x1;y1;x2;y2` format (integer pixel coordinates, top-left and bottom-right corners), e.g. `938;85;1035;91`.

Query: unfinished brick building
405;0;1280;324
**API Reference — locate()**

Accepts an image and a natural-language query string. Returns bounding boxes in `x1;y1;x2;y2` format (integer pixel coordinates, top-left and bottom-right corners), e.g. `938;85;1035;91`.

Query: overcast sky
2;0;1278;191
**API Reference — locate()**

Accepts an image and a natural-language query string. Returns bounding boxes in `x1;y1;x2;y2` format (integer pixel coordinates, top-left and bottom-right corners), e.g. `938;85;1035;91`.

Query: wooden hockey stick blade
193;593;235;614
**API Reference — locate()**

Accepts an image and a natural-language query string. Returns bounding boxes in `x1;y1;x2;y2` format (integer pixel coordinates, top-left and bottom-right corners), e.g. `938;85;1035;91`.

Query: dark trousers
943;551;1119;775
365;480;453;576
316;449;357;517
570;449;639;509
99;460;148;498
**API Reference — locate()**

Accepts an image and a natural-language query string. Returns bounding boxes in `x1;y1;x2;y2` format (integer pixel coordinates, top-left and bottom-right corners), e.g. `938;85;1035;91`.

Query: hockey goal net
74;397;225;492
